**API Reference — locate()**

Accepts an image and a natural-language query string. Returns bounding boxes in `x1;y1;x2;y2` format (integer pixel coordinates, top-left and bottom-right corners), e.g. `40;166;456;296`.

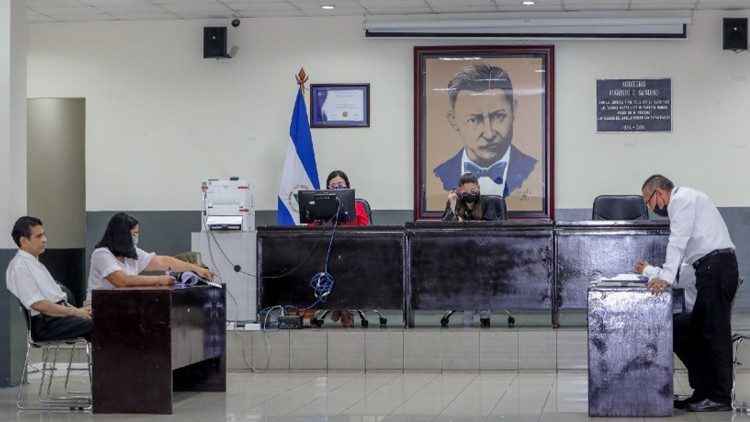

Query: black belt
692;248;735;270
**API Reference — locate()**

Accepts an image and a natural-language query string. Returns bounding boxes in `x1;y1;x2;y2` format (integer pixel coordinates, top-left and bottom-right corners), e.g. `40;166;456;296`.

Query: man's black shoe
674;398;690;410
686;398;732;412
674;394;702;409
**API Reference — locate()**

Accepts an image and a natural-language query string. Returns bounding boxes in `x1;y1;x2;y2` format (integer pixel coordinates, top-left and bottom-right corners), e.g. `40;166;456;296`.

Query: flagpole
277;67;320;225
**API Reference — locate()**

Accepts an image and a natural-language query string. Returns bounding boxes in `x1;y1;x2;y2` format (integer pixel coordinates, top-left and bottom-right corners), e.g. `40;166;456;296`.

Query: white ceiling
26;0;750;23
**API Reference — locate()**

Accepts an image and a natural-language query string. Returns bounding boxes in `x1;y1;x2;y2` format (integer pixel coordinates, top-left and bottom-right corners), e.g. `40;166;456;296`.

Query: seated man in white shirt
635;174;737;413
5;216;92;341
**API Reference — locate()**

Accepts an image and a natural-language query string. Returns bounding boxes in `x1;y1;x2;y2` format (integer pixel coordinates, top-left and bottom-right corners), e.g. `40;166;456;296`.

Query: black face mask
461;193;479;203
653;204;668;217
646;190;668;217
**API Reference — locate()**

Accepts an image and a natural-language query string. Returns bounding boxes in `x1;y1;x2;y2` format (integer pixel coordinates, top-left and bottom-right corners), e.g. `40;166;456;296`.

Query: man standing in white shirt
5;216;92;341
635;175;737;412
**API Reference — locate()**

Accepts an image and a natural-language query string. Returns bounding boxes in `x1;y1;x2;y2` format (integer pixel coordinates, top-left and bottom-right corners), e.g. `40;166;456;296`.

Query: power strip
277;316;302;329
226;322;261;331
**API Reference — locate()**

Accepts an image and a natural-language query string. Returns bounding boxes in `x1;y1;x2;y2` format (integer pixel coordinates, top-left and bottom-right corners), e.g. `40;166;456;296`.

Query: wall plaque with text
597;78;671;133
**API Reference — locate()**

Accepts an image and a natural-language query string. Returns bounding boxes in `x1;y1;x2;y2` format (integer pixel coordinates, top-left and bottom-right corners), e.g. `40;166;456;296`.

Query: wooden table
92;285;226;414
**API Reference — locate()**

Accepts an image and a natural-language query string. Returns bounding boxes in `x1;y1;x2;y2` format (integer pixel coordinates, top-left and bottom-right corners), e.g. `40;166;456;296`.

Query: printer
202;178;255;231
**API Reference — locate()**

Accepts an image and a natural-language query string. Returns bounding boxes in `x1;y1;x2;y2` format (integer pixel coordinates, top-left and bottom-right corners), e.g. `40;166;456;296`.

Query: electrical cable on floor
201;196;341;373
202;208;258;372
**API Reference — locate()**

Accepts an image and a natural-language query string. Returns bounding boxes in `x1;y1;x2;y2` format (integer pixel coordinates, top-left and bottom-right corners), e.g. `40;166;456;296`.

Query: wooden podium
92;285;226;414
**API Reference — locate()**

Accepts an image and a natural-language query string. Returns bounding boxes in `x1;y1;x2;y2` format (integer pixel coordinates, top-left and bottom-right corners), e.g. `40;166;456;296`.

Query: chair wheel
440;317;449;327
379;317;388;328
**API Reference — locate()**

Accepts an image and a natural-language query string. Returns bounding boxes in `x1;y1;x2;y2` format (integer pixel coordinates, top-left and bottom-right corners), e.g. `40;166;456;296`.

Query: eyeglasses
328;183;347;190
644;190;657;206
459;189;479;196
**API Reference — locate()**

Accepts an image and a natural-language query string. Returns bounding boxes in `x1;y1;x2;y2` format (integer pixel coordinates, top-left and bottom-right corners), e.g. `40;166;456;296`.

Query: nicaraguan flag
278;88;320;225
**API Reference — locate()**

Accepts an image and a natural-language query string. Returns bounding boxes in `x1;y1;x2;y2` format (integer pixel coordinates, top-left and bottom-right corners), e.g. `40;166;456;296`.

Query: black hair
456;172;483;220
448;63;514;110
11;216;43;247
326;170;351;189
642;174;675;193
95;212;139;259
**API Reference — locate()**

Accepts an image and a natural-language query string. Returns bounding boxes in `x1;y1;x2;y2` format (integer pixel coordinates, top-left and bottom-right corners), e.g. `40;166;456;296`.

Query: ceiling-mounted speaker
204;27;228;58
723;18;747;51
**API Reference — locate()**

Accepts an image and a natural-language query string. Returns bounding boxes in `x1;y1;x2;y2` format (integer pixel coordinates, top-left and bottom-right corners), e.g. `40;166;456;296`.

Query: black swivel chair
355;198;373;225
440;194;511;328
481;195;507;221
592;195;649;220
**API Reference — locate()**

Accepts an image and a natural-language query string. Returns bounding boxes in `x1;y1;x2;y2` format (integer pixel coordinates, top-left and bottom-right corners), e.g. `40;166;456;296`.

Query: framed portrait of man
414;45;554;220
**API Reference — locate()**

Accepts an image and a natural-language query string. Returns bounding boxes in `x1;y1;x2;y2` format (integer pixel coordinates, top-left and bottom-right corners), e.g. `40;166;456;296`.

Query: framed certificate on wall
310;84;370;128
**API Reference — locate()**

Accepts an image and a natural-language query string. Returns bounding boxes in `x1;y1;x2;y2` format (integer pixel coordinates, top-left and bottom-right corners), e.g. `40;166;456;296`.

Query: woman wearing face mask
86;212;216;302
310;170;369;226
442;173;505;327
443;172;505;222
305;171;369;327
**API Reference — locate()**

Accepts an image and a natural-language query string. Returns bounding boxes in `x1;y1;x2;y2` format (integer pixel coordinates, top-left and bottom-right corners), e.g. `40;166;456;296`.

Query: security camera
231;18;240;27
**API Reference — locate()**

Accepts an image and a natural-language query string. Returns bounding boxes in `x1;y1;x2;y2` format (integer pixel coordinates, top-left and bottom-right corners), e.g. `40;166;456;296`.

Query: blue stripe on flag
290;89;320;189
277;197;295;225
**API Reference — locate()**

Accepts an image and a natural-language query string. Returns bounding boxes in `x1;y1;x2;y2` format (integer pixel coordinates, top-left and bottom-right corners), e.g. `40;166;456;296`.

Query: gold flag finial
296;68;308;92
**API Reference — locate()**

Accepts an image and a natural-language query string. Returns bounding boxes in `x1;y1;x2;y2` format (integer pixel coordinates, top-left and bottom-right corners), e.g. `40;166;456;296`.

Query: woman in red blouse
309;170;369;327
324;170;369;226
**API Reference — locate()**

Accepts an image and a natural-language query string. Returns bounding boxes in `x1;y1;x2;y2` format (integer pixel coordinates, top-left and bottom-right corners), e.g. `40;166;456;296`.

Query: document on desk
591;273;648;287
607;273;648;282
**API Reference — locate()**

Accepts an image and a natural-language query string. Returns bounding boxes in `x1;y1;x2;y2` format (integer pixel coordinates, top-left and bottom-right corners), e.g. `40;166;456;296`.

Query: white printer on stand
194;178;257;323
202;178;255;231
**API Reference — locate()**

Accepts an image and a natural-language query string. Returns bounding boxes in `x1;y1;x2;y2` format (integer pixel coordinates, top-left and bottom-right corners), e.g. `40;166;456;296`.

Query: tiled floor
4;370;750;421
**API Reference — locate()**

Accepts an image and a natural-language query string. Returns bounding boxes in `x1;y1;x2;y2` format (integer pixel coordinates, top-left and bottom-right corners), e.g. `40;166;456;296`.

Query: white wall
1;0;26;249
26;10;750;213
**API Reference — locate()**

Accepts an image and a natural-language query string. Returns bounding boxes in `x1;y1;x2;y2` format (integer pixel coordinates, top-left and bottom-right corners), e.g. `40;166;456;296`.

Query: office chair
592;195;649;220
481;195;507;221
730;279;748;412
16;284;92;410
355;198;373;225
440;194;507;328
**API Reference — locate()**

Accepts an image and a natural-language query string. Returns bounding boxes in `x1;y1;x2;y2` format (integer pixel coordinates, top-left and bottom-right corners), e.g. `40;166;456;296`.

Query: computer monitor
298;189;356;224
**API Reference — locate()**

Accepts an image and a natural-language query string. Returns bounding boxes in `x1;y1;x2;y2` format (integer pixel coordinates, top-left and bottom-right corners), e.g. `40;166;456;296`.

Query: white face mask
132;234;139;248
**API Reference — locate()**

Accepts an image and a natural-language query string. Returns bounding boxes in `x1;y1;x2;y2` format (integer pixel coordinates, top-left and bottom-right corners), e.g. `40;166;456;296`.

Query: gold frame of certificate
309;84;370;128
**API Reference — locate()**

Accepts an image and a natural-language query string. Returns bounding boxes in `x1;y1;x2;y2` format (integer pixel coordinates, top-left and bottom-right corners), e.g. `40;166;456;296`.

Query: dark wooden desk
92;285;226;414
257;226;405;315
554;220;670;312
405;221;554;327
588;283;673;416
256;221;675;327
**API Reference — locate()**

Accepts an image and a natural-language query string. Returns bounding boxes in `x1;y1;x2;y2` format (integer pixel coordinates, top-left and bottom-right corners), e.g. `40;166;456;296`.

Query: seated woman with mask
86;212;216;302
306;170;369;327
442;172;505;327
322;170;369;226
442;172;505;222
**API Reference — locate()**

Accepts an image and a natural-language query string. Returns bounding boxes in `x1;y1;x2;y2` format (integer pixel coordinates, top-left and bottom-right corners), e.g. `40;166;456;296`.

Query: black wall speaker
204;27;228;58
723;18;747;51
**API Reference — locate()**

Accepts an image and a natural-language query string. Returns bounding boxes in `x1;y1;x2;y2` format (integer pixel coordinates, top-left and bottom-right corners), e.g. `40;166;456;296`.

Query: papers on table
606;273;649;282
590;273;649;287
